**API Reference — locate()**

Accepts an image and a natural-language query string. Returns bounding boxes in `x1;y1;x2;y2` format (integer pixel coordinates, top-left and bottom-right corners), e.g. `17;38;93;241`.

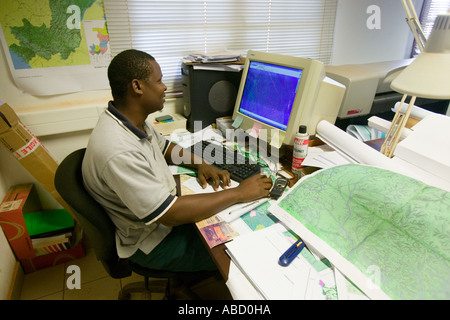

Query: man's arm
159;142;273;226
158;174;272;226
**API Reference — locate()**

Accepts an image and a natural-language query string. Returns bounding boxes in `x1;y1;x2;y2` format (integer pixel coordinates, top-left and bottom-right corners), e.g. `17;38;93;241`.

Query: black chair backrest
55;148;131;278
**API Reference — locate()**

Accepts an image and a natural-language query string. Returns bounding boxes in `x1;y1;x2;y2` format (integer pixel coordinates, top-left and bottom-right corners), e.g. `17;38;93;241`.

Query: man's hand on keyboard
236;174;273;202
197;163;231;191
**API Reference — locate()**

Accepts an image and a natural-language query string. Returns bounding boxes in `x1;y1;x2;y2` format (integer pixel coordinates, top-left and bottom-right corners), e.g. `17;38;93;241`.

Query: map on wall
0;0;111;95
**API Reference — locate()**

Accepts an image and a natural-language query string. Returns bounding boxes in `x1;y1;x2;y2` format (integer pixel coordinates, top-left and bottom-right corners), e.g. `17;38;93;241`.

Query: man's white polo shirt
82;102;176;258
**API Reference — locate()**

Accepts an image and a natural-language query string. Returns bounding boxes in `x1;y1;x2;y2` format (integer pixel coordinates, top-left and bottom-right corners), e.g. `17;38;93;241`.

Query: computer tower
181;63;243;132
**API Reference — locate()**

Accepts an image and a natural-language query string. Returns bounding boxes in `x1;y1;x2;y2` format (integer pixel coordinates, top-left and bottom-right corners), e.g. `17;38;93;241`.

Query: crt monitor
231;50;345;147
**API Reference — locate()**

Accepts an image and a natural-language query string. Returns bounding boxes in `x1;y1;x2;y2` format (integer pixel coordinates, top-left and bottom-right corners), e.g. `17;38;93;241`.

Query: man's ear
131;79;143;95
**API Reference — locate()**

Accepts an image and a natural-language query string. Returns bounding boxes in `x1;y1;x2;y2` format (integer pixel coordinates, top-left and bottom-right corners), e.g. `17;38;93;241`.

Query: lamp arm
401;0;427;52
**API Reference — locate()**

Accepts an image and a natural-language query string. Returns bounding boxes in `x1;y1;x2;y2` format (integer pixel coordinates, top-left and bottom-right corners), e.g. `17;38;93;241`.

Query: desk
173;173;231;280
188;142;321;281
188;128;450;299
191;138;381;283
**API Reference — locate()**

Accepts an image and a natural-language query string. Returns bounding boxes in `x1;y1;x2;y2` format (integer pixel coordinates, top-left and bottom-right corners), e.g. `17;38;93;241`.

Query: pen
228;200;258;215
278;238;305;267
224;198;267;222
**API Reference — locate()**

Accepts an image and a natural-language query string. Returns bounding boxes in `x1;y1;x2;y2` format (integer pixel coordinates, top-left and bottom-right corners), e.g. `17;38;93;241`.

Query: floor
19;248;232;300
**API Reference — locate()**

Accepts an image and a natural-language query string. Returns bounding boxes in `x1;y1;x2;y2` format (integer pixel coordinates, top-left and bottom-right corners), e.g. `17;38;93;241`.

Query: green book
24;209;74;238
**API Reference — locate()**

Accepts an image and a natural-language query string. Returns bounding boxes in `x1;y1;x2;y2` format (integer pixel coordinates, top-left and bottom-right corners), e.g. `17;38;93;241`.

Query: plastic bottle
292;125;309;174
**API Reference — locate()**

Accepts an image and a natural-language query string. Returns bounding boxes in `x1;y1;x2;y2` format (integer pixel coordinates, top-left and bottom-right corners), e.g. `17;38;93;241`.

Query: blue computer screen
238;61;303;130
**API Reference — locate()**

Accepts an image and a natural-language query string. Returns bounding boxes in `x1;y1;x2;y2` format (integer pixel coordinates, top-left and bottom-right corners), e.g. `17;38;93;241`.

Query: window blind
412;0;450;56
103;0;338;94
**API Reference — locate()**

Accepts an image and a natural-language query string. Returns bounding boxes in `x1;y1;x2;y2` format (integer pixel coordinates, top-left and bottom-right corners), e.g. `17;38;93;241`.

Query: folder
24;209;74;238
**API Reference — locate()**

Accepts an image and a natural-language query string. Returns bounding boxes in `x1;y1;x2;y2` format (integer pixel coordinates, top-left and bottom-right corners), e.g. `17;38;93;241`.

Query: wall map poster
0;0;111;95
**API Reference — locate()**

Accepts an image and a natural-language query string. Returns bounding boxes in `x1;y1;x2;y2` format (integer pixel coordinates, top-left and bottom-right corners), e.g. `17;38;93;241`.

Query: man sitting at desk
82;49;272;277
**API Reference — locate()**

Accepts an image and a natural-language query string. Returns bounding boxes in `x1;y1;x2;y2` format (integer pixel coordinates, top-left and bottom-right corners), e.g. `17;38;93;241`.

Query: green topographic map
277;164;450;299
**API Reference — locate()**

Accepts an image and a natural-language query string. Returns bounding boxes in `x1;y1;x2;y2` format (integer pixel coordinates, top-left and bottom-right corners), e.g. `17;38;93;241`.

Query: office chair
54;148;206;300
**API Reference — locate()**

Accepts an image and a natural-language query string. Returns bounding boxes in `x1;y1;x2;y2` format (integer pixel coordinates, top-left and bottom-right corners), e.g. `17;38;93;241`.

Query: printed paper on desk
301;145;350;169
182;176;239;194
226;261;265;300
169;125;224;148
393;114;450;181
225;224;336;300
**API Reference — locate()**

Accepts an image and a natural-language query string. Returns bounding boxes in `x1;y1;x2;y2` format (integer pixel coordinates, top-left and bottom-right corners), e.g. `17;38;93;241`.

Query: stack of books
23;209;75;257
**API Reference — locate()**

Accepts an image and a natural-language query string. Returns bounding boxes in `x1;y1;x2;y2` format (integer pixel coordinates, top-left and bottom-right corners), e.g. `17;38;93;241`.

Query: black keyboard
190;140;264;182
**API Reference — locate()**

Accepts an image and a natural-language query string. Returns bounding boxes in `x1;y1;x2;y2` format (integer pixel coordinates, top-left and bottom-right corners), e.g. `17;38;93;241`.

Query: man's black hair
107;49;155;104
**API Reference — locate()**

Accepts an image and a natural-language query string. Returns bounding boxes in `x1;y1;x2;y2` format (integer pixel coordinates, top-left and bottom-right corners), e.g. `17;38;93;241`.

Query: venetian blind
412;0;450;56
103;0;338;93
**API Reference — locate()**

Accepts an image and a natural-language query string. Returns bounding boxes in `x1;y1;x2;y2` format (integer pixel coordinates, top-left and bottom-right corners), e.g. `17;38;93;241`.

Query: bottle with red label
292;125;309;174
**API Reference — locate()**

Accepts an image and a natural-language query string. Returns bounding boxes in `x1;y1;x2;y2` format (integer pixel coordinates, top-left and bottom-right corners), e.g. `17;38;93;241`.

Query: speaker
181;63;243;132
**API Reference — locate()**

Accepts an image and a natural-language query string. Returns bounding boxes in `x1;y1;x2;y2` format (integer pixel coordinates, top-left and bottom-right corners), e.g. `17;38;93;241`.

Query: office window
103;0;338;94
412;0;450;56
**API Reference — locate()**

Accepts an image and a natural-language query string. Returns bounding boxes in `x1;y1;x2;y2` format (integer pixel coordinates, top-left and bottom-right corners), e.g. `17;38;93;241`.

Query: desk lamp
400;0;427;52
381;12;450;157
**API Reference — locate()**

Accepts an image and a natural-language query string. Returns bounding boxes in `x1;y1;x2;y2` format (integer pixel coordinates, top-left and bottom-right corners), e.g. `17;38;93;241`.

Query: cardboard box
0;102;74;217
0;184;40;259
0;183;85;272
20;242;85;274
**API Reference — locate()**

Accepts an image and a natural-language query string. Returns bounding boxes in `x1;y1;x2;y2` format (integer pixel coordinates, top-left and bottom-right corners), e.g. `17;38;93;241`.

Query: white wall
0;0;421;298
0;226;16;299
331;0;422;65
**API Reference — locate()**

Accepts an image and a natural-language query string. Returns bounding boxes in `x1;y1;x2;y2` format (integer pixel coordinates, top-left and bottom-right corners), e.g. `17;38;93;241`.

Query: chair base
118;278;167;300
118;276;206;300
